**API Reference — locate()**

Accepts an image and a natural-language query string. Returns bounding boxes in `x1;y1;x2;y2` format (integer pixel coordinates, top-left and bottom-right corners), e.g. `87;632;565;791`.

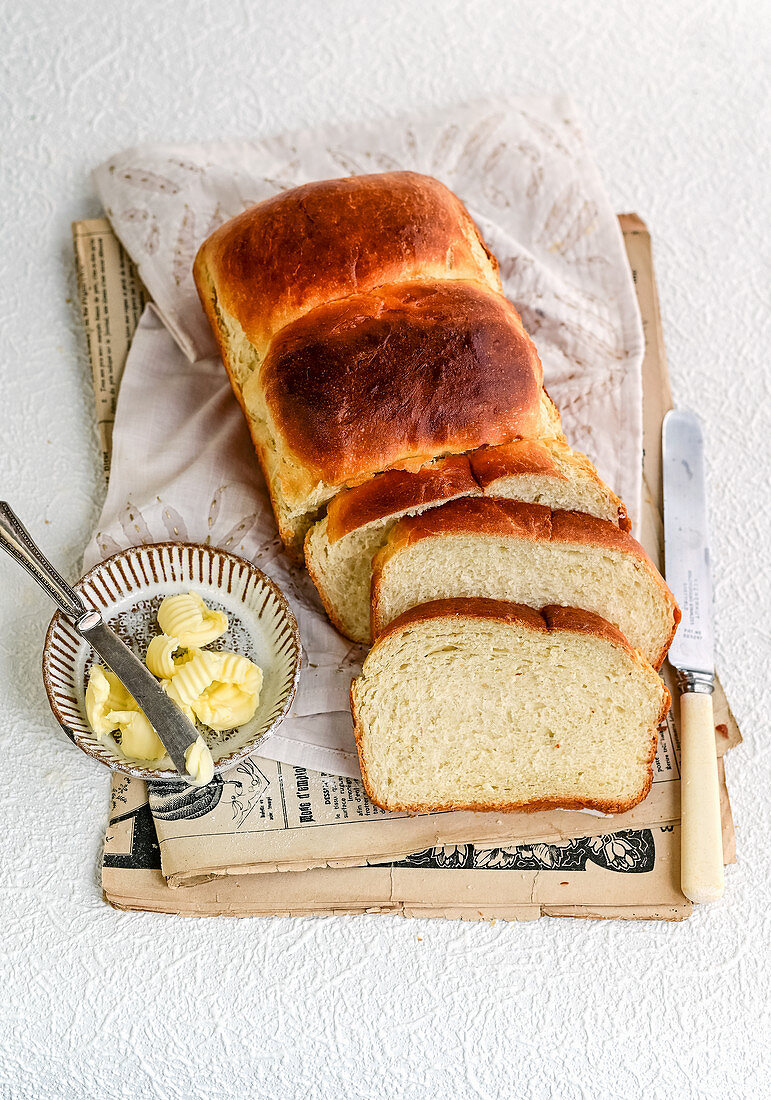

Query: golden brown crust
195;259;307;557
470;438;564;481
380;495;547;548
350;596;670;815
257;281;545;488
193;172;563;554
470;437;631;532
324;455;480;544
382;497;645;558
319;435;630;549
371;595;637;652
540;603;636;655
193;171;502;353
370;499;680;665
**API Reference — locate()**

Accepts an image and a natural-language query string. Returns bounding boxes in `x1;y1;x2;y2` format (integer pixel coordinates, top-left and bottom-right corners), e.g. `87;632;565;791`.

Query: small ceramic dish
42;542;301;781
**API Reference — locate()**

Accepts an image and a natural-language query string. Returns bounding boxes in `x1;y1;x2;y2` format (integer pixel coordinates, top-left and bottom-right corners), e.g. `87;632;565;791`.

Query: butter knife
662;410;724;903
0;502;201;782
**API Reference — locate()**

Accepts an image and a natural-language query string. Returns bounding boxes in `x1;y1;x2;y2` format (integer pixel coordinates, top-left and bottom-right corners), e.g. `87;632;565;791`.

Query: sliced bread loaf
305;439;629;643
350;598;670;814
370;498;679;667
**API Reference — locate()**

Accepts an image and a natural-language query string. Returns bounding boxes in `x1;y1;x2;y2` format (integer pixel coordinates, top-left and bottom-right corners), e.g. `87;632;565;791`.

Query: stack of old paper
74;215;739;921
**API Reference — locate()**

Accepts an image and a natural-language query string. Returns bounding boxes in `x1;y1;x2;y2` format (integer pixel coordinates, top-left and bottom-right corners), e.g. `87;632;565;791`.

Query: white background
1;2;769;1097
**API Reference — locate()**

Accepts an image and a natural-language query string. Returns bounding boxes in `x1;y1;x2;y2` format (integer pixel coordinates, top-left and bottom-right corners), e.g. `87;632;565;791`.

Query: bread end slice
470;437;630;531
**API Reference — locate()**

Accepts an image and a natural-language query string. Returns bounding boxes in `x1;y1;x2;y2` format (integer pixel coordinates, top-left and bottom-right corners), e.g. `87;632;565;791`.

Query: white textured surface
0;1;769;1097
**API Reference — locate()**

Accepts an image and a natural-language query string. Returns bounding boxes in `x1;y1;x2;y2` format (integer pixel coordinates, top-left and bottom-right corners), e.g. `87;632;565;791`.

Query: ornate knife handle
0;502;88;622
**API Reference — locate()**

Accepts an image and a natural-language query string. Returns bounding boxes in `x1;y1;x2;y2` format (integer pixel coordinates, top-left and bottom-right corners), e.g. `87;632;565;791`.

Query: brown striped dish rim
42;540;302;782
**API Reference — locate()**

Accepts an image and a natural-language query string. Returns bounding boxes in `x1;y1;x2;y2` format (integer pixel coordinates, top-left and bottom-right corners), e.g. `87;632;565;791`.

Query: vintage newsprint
72;219;148;477
102;769;695;920
74;214;737;917
102;749;734;920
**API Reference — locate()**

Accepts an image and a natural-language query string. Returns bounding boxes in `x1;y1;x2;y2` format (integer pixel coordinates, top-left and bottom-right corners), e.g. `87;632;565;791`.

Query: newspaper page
103;757;733;919
76;214;737;917
72;218;148;476
102;772;692;921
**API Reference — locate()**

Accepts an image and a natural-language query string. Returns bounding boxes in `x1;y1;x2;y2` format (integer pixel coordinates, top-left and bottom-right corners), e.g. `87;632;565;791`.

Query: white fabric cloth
85;97;644;778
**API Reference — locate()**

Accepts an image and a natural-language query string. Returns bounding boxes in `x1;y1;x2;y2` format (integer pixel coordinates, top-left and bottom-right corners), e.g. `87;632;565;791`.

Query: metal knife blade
662;409;714;686
78;613;199;777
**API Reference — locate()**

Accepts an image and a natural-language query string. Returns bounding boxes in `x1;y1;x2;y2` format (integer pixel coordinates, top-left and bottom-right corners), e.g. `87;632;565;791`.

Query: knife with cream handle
662;410;724;903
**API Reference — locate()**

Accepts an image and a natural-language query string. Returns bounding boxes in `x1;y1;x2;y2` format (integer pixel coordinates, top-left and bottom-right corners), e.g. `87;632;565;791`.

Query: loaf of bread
370;497;679;666
194;172;676;817
305;440;630;643
351;598;670;814
194;172;558;555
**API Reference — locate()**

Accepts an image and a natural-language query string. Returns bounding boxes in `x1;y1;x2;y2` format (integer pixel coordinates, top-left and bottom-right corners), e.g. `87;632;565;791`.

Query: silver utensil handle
0;502;87;621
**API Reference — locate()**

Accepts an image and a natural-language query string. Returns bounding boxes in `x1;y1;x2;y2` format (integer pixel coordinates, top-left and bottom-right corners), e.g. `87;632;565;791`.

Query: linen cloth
84;97;644;778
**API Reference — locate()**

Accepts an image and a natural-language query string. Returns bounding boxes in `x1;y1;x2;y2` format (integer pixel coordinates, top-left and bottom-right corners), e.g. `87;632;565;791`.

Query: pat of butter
109;709;166;762
185;735;215;787
169;648;263;731
85;664;133;735
146;633;183;679
193;680;261;732
157;592;228;648
84;665;166;761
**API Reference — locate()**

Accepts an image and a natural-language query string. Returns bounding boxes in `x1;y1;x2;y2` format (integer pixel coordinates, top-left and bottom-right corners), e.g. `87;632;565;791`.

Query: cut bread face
371;498;679;668
305;439;630;643
350;599;670;815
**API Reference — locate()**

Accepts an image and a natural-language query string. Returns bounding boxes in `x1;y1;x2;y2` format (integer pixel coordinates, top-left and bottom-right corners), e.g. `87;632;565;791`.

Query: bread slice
305;439;629;643
370;498;679;667
350;598;670;814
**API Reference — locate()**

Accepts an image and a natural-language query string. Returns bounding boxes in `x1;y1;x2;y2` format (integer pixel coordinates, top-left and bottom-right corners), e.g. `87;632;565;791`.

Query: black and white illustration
389;830;656;874
148;759;272;828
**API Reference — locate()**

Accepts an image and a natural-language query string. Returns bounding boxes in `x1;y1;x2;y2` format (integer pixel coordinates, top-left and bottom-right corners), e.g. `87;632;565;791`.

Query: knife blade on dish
0;501;201;782
662;410;724;903
75;613;200;778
